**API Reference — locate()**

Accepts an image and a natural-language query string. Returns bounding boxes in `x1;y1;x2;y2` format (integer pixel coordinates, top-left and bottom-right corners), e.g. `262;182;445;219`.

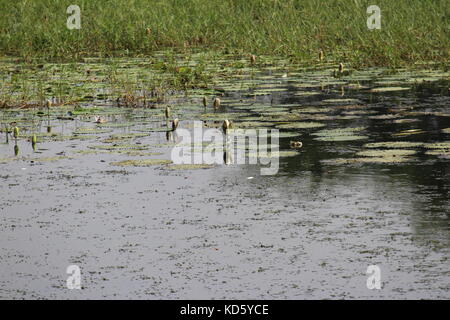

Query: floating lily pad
111;159;172;167
165;164;215;170
248;150;299;158
356;149;417;157
88;144;149;151
276;122;325;129
363;141;424;148
29;156;71;162
322;156;413;165
314;135;368;142
312;127;368;141
73;128;112;135
423;142;450;149
370;87;410;93
392;129;424;137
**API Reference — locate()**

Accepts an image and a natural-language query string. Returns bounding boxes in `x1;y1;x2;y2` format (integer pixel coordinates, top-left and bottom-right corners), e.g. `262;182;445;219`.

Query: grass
0;0;449;67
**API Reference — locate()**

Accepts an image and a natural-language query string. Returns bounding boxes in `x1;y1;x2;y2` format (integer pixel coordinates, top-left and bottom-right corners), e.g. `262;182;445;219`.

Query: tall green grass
0;0;448;66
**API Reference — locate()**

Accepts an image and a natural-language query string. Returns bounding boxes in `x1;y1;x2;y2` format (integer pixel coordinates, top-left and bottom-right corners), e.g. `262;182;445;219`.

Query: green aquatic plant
13;126;19;139
319;50;324;62
31;134;37;151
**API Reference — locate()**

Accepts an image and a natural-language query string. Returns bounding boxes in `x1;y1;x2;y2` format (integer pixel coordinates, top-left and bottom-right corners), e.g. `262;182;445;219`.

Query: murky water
0;56;449;299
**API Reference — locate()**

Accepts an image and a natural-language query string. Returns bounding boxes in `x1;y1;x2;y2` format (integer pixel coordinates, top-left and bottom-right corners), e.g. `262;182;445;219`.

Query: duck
290;141;303;148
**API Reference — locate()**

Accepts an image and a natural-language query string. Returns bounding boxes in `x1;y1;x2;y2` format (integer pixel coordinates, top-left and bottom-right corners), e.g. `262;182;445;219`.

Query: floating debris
290;141;303;148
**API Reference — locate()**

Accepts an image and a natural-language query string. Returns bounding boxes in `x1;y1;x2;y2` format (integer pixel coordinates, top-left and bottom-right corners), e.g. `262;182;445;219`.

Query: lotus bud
14;144;19;156
250;54;256;64
165;106;171;118
172;118;179;131
213;97;221;109
45;100;51;108
222;119;231;133
202;97;207;107
319;50;324;61
338;63;344;73
32;134;37;144
13;126;19;139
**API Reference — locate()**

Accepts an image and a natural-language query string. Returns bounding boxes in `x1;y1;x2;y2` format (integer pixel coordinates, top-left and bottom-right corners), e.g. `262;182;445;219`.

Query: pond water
0;55;449;299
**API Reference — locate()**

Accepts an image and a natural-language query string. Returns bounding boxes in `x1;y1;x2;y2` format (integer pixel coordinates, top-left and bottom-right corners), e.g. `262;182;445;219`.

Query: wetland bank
0;0;449;300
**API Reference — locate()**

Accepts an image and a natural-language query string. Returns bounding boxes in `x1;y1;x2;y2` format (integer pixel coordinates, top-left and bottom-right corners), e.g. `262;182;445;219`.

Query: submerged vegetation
0;0;449;67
